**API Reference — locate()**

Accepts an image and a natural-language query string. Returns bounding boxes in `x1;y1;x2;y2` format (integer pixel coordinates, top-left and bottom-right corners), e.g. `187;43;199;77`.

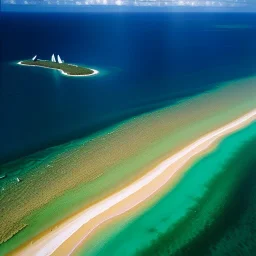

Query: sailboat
32;55;37;61
57;55;63;64
51;54;56;62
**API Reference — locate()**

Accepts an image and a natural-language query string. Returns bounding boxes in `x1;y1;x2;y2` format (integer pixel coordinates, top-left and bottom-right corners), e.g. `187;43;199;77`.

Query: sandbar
13;109;256;256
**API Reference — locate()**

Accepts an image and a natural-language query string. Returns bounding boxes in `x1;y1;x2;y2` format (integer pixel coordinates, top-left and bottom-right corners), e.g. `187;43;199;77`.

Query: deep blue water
1;12;256;164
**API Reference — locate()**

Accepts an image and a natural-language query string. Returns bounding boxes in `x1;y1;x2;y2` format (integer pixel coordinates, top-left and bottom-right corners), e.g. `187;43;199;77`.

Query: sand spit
14;109;256;256
17;61;99;77
3;76;256;254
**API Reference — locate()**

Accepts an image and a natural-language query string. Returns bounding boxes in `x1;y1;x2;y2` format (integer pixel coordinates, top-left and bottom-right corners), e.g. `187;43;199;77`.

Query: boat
0;174;6;180
57;55;63;64
16;177;21;183
32;55;37;61
51;54;56;62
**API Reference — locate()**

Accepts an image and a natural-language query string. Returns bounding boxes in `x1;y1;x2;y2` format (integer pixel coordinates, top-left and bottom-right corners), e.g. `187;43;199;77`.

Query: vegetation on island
20;60;95;76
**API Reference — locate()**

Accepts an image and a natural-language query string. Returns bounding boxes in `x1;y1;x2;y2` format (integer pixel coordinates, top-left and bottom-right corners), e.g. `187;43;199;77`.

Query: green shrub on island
21;60;94;76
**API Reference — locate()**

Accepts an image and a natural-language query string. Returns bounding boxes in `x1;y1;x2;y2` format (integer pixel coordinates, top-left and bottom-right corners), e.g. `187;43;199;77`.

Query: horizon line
3;5;256;13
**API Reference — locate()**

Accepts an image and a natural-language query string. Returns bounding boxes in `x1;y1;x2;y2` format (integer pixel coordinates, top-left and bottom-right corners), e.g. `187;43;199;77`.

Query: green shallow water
81;122;256;256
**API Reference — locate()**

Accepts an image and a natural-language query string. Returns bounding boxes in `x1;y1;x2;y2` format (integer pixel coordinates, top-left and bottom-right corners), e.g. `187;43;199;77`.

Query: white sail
32;55;37;61
51;54;56;62
57;55;63;64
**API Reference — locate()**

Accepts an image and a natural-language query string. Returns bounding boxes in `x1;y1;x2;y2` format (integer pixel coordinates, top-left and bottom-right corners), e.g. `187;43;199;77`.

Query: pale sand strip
15;109;256;256
17;61;99;77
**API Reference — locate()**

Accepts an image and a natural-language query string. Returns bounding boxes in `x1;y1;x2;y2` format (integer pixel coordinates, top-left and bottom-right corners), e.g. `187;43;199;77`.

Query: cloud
3;0;16;3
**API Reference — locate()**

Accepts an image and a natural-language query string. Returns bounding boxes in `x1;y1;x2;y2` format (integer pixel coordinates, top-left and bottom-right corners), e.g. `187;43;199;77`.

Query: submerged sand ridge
13;109;256;256
1;76;256;254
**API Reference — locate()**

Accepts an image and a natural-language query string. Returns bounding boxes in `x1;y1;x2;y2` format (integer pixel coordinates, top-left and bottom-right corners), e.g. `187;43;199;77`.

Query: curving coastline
17;61;99;77
13;109;256;256
3;75;256;255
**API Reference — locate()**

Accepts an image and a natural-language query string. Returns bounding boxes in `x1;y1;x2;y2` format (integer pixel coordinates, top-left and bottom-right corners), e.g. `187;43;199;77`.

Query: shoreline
17;61;99;77
13;109;256;256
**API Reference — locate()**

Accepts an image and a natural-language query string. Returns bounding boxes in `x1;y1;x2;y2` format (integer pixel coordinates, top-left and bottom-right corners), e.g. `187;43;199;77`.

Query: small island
18;54;98;77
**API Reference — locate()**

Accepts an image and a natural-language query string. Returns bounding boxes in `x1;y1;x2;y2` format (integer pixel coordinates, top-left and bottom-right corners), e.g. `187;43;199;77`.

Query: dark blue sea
1;12;256;164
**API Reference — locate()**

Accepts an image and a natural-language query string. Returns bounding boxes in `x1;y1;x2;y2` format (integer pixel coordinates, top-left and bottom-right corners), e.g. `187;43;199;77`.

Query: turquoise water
81;122;256;256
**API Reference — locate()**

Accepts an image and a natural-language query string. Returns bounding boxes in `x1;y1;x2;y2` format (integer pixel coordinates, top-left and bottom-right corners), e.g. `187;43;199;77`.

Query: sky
2;0;256;11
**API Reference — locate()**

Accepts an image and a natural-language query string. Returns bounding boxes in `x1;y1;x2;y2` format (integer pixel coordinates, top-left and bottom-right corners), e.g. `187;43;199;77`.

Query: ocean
1;11;256;256
1;12;256;164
